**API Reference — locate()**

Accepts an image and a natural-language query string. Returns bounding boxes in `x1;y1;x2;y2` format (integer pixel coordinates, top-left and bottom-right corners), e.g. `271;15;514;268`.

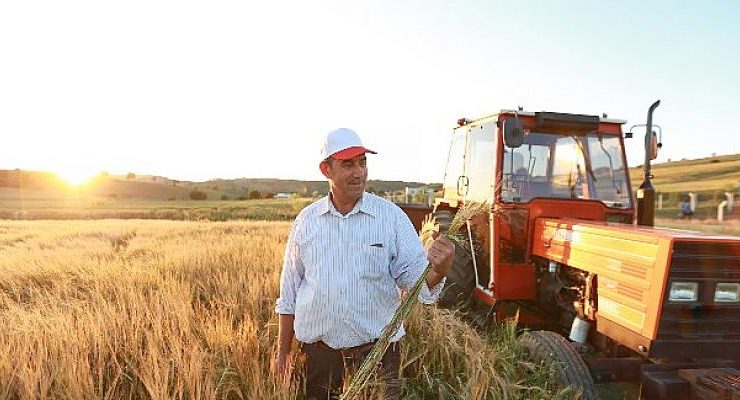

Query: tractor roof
457;110;626;127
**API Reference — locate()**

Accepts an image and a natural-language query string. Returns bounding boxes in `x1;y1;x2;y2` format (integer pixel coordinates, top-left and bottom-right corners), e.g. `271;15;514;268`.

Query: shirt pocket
359;244;390;281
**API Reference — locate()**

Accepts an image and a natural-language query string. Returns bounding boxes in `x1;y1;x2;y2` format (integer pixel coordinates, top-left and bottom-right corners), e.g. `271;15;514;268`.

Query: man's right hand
273;348;293;386
274;314;296;387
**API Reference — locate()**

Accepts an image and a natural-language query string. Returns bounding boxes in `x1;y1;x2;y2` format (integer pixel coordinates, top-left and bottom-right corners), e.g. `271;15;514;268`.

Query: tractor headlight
714;283;740;303
668;282;699;302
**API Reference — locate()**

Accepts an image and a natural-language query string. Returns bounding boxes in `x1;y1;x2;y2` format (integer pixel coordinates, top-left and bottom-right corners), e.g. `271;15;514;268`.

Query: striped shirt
275;192;445;349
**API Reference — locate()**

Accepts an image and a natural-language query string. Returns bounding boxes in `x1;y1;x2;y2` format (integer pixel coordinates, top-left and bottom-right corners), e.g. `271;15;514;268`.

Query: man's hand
272;347;293;387
426;232;455;287
273;314;295;387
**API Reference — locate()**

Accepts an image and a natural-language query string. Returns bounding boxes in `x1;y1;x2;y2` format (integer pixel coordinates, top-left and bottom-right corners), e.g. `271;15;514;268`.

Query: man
274;128;455;399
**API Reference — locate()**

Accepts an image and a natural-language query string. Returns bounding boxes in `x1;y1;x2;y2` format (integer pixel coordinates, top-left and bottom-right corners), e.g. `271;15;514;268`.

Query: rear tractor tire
518;330;598;400
419;210;475;308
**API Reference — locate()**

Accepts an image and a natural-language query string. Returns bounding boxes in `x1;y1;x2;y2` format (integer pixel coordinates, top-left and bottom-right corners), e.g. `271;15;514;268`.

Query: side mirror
504;117;524;148
650;131;659;160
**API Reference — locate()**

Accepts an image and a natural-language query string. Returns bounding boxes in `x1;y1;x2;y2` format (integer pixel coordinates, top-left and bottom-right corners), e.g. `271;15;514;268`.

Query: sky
1;0;739;185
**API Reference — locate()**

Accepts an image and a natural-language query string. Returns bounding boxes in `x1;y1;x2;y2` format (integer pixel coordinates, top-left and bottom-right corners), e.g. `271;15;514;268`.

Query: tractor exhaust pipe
636;100;661;226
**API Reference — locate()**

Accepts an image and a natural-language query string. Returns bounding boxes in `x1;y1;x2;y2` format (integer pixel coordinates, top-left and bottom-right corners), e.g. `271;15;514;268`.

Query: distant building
275;192;292;199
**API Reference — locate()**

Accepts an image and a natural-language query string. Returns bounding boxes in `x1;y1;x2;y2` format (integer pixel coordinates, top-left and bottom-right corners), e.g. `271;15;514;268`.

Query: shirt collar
358;192;378;218
320;192;377;218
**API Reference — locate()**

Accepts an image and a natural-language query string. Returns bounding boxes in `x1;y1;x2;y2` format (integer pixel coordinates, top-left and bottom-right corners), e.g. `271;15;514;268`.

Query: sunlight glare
57;169;95;187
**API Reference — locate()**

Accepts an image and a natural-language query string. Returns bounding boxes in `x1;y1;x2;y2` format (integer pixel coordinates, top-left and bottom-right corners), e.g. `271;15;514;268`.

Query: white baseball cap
319;128;377;163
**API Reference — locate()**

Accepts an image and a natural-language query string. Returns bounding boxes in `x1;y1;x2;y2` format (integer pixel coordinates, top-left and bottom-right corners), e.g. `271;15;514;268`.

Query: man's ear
319;161;329;178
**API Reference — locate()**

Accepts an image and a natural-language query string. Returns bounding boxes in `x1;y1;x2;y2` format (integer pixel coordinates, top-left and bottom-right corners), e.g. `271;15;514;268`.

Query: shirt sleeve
389;208;446;304
275;215;305;315
418;275;446;304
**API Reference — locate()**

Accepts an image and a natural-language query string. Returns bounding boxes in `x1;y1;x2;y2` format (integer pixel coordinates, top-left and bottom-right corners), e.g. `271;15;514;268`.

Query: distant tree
264;192;275;199
126;172;136;180
212;185;219;191
189;189;207;200
248;190;262;199
221;194;229;200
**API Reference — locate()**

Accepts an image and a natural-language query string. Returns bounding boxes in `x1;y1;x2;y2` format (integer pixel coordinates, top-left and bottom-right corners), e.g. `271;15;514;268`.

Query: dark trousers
300;340;401;400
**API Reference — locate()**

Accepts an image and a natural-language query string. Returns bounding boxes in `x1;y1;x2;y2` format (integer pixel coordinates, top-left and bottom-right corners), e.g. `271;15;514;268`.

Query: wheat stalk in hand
340;201;488;399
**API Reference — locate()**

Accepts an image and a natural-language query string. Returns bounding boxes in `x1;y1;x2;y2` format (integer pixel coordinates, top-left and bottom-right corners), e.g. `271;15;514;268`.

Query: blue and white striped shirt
275;192;445;349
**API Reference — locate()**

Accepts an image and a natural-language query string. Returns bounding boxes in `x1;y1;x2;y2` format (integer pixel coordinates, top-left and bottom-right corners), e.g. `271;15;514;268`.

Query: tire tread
519;331;598;400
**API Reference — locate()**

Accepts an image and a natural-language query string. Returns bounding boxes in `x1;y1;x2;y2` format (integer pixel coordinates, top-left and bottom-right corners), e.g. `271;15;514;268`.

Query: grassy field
654;217;740;236
629;153;740;193
630;154;740;219
0;219;581;399
0;197;313;221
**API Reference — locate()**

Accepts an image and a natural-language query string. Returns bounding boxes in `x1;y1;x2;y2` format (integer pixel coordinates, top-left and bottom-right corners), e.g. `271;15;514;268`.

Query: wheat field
0;220;577;399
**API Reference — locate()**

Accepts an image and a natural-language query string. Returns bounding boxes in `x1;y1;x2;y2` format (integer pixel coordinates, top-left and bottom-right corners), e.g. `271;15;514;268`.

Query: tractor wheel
518;331;598;400
419;210;475;308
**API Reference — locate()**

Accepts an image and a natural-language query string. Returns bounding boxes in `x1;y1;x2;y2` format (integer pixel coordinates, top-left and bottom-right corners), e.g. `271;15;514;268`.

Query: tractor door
464;121;496;204
442;120;497;295
442;121;497;204
463;121;496;293
441;126;467;202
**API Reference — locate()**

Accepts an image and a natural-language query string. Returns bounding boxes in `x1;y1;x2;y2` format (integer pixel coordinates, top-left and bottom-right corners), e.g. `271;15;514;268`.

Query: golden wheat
0;220;576;400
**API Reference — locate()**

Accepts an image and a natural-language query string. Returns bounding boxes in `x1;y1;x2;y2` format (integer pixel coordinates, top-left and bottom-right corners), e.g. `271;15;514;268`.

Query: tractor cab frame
439;111;634;305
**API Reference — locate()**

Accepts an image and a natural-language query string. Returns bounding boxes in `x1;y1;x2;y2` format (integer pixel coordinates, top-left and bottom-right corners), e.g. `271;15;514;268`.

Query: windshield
501;132;631;208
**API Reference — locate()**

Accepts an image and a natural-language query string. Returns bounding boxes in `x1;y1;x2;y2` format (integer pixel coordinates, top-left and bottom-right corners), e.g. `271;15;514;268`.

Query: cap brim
331;146;377;160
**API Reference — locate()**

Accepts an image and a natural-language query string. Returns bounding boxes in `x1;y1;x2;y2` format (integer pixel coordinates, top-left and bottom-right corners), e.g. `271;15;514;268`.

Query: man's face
322;155;368;201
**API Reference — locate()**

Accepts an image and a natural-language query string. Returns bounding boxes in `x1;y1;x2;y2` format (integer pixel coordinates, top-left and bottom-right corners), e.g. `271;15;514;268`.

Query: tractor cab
442;111;633;212
438;111;636;303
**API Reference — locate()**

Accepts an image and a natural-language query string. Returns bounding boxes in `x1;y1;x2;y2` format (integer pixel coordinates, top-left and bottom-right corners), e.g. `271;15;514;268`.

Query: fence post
404;187;410;203
718;201;728;223
427;189;435;207
658;193;663;210
688;193;697;213
726;192;734;213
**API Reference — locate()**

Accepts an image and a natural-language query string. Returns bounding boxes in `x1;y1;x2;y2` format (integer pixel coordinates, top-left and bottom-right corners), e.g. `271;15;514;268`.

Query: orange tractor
401;102;740;399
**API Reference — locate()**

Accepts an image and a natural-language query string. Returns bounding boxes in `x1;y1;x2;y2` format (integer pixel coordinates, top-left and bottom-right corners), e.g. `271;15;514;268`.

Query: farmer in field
274;128;455;399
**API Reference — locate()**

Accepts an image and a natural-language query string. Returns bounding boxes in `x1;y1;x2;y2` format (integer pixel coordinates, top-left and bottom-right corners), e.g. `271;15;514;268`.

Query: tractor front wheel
518;330;598;400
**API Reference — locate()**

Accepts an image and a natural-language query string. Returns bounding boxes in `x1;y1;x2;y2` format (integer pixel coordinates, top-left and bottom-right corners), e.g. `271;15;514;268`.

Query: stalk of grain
341;201;488;399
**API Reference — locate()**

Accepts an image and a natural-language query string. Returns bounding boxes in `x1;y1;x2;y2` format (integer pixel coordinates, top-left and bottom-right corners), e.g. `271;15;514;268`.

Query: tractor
401;102;740;399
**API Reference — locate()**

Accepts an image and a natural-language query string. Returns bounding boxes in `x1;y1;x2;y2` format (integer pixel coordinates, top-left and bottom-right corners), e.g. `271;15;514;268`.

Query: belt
303;340;398;355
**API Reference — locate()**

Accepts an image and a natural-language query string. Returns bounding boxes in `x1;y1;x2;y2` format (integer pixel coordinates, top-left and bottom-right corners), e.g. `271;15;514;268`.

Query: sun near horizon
55;168;98;187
